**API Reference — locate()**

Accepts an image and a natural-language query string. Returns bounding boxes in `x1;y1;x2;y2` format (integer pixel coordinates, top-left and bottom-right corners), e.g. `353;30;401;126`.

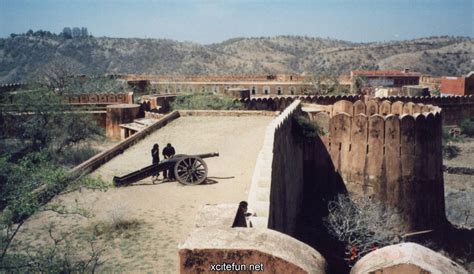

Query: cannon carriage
113;153;219;186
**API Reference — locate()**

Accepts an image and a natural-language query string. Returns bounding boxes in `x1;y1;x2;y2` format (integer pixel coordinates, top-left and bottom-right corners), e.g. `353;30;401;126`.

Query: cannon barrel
194;152;219;159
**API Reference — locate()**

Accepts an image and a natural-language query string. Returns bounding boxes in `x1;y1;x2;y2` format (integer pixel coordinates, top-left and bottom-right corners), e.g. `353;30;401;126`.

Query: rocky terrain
0;34;472;83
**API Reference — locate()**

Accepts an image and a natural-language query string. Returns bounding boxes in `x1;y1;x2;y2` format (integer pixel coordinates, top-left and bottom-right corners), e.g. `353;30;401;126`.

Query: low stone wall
106;104;141;140
351;243;467;274
65;92;133;105
240;95;361;111
247;100;306;237
179;228;327;274
71;111;180;176
179;203;327;273
307;99;445;230
178;109;279;117
144;111;165;119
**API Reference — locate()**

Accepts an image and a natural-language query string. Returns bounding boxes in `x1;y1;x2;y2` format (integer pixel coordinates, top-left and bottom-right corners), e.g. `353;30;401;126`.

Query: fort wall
71;111;180;176
64;92;134;105
377;95;474;125
247;100;345;238
247;100;303;233
240;95;474;125
307;99;446;230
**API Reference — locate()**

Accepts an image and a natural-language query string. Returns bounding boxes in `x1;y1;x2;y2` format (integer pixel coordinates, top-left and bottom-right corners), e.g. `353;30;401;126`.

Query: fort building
440;71;474;96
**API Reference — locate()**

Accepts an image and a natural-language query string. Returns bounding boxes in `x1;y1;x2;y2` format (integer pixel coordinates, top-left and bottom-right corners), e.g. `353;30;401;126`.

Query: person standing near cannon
151;143;160;181
162;143;176;180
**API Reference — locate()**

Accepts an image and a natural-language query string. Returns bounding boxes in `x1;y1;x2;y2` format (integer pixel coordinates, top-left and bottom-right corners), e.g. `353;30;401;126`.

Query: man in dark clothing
151;144;160;181
232;201;254;228
162;143;176;180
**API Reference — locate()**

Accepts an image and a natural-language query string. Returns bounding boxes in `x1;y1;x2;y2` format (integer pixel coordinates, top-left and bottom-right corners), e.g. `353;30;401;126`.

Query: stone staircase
119;117;160;139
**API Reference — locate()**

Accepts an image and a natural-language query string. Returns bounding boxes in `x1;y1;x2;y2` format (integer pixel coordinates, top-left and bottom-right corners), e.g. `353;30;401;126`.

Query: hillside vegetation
0;35;472;83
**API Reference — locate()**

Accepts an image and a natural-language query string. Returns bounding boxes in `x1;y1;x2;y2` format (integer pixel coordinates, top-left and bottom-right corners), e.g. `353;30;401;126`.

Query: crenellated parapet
375;95;474;125
306;99;446;230
64;92;134;104
240;95;361;111
241;94;473;125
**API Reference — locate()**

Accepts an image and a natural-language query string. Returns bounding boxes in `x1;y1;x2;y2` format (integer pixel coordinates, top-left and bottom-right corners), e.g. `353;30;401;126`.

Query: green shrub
442;126;463;145
171;92;242;110
293;115;325;144
52;145;100;168
459;119;474;137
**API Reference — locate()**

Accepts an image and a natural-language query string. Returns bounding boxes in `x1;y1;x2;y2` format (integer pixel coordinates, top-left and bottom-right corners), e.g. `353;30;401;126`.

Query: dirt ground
443;137;474;228
13;115;273;273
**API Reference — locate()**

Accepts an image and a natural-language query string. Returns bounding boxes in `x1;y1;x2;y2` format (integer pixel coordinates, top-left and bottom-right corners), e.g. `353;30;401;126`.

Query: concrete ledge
179;228;327;274
178;109;279;117
351;242;467;274
71;110;180;176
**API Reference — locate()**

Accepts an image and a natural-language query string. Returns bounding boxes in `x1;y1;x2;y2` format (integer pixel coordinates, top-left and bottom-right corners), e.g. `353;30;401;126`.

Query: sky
0;0;472;44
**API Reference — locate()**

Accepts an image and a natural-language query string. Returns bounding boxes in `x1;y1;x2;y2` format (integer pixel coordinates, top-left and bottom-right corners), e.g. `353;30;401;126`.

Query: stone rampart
240;95;361;111
64;92;134;105
71;111;180;176
179;204;327;273
178;109;278;117
240;95;473;125
247;100;303;234
179;228;327;274
351;242;467;274
378;95;474;125
307;99;445;230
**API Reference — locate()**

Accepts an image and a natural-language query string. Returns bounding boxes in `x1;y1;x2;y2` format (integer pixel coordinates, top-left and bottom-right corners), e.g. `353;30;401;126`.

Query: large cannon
113;153;219;186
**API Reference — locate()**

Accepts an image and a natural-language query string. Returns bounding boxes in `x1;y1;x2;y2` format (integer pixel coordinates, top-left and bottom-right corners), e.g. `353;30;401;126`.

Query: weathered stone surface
333;100;353;116
400;115;416;223
391;101;404;115
351;243;467;274
106;104;141;140
413;103;422;114
366;100;379;116
353;100;366;115
366;115;384;199
330;113;352;173
194;204;238;229
380;100;391;115
384;115;401;206
403;102;415;114
313;112;330;134
179;228;327;274
347;114;368;195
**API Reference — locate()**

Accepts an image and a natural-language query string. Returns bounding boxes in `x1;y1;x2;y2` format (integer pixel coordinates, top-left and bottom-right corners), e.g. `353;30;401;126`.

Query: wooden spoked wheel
174;156;208;185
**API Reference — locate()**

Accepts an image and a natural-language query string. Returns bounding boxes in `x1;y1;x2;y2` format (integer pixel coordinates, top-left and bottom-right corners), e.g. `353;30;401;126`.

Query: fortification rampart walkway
16;115;273;273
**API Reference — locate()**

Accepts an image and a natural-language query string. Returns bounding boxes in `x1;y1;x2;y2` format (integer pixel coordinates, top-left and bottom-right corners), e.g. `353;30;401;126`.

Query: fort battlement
308;99;445;230
247;97;446;235
64;92;133;104
240;94;473;125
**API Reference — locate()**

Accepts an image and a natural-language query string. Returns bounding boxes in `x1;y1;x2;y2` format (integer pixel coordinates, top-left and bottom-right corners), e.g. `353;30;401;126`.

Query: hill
0;35;472;83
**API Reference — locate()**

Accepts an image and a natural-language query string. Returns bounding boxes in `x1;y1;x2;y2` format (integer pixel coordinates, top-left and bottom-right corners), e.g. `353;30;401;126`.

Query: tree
1;89;103;157
306;73;349;95
32;57;84;94
352;75;369;94
61;27;72;39
80;27;88;37
72;27;81;38
324;194;407;264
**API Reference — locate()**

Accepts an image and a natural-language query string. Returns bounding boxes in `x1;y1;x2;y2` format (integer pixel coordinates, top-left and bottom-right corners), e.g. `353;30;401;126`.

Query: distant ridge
0;35;472;82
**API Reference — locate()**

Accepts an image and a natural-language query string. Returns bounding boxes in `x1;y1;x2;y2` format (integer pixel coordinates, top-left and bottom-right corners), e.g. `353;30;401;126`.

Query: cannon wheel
174;156;208;185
